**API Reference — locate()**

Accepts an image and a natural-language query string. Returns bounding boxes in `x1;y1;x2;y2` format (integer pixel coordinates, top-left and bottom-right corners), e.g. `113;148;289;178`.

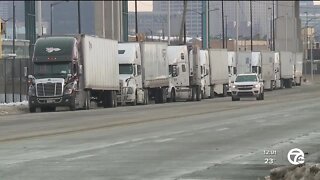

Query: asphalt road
0;82;319;180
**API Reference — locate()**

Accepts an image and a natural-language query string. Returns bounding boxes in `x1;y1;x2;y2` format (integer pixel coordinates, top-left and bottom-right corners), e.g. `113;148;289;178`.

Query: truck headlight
232;85;237;89
254;84;259;88
64;88;73;95
64;83;74;95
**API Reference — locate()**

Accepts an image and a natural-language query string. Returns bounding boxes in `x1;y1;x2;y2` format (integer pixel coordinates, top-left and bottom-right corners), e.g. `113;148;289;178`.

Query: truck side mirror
24;67;28;77
78;65;83;75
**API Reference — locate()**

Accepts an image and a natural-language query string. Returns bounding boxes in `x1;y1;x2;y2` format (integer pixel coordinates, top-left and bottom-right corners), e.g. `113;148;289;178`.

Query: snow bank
0;101;28;106
0;101;29;116
265;164;320;180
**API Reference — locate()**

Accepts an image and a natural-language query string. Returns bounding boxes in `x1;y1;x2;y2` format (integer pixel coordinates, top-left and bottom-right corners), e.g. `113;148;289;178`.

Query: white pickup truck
230;73;264;101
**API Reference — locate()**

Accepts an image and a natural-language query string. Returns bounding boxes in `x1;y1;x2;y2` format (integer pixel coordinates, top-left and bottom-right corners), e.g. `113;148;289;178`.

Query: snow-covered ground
0;100;29;116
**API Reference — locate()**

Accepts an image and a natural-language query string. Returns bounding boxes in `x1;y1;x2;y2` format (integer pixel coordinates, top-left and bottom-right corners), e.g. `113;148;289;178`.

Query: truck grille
36;82;63;97
238;92;254;96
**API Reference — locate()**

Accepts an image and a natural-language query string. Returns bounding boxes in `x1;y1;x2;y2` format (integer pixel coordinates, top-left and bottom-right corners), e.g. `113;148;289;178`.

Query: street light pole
78;0;81;34
221;1;224;48
50;4;53;35
12;1;16;102
250;0;253;51
225;15;228;49
135;0;138;41
305;12;308;76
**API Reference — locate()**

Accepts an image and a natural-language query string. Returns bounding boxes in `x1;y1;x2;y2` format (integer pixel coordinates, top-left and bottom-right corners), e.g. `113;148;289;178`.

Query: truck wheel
223;84;228;97
144;90;149;105
131;91;137;106
196;86;201;101
161;88;167;103
232;96;239;101
112;91;117;108
288;79;293;88
170;89;176;102
261;92;264;100
70;96;76;111
209;87;215;99
270;81;273;91
29;106;36;113
191;87;196;101
85;91;91;110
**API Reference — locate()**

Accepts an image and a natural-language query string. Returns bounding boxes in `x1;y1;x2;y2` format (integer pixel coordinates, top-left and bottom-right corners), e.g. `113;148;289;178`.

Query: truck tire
69;96;76;111
85;91;91;110
161;88;167;103
112;91;117;108
261;92;264;100
209;86;215;99
196;86;201;101
103;91;111;108
287;79;293;88
144;90;149;105
223;84;228;97
191;87;196;101
29;106;36;113
232;96;240;101
269;81;273;91
169;88;176;102
131;91;137;106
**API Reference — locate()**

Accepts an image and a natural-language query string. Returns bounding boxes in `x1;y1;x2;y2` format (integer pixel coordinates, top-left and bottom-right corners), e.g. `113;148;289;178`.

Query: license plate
46;99;54;103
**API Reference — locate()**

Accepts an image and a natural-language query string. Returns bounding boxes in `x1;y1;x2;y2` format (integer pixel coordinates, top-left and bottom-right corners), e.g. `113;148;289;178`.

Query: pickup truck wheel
29;106;36;113
232;96;239;101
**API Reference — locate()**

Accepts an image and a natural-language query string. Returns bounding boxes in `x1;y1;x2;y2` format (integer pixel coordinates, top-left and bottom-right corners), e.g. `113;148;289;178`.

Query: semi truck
261;51;281;90
166;45;202;101
117;42;169;105
208;49;229;97
236;51;252;74
279;51;294;88
227;51;237;95
251;52;262;79
26;35;119;112
293;52;303;86
200;49;211;99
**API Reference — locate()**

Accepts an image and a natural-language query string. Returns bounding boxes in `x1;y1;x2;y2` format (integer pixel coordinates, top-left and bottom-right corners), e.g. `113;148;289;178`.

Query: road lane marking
216;128;229;131
154;138;175;143
65;154;96;161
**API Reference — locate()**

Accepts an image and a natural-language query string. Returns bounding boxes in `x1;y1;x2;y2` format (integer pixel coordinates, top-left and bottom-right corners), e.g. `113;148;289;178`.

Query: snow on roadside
265;163;320;180
0;101;29;116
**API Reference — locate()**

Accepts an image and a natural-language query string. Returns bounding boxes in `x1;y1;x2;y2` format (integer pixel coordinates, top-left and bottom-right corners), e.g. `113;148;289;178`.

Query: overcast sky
128;1;153;12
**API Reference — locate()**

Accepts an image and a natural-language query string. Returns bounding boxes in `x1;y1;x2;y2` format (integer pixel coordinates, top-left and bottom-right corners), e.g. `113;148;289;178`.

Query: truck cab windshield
119;64;134;74
34;62;71;78
235;75;257;82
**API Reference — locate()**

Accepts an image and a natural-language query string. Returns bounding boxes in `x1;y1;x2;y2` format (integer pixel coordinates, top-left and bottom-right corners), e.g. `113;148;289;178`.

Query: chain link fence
0;58;31;103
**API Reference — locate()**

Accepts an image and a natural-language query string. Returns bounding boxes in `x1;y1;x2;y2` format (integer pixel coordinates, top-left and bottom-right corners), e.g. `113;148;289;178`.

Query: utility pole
305;11;308;76
135;0;138;41
168;1;170;45
222;1;225;48
272;0;275;51
78;0;81;34
225;15;228;49
250;0;253;51
12;1;16;102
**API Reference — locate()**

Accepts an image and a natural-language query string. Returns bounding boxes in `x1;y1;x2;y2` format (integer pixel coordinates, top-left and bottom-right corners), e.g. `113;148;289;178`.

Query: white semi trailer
237;51;252;74
208;49;229;97
117;42;169;105
293;52;303;86
200;50;211;99
251;52;262;79
167;45;202;101
279;51;294;88
261;51;281;90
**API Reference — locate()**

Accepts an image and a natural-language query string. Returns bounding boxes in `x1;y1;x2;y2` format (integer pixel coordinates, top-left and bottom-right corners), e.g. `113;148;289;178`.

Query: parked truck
227;51;237;95
261;51;281;90
200;49;211;99
279;51;294;88
117;42;169;105
251;52;262;79
166;45;202;101
236;51;252;74
293;52;303;86
26;35;119;112
208;49;229;97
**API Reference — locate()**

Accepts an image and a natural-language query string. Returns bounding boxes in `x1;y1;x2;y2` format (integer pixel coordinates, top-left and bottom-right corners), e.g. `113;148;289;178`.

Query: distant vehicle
26;35;119;112
227;51;237;93
261;51;281;90
199;49;211;99
293;52;303;86
230;73;264;101
279;51;294;88
208;49;229;97
166;45;202;101
117;42;169;105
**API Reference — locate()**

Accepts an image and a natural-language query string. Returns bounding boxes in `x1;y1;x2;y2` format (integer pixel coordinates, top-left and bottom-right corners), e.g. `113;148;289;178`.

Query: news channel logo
287;148;305;165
